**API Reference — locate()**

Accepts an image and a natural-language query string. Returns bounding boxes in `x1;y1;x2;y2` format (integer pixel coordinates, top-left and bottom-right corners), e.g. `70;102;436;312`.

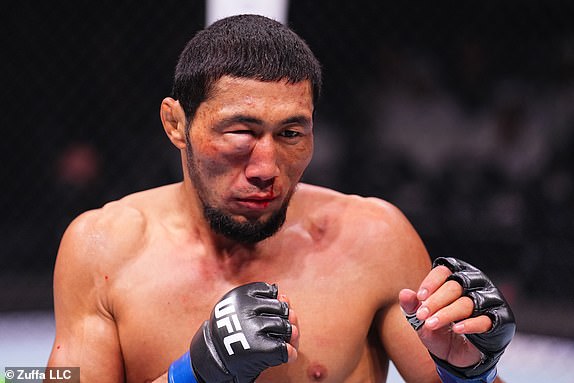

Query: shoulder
60;194;147;265
61;183;179;253
55;184;179;290
293;183;415;236
292;183;431;287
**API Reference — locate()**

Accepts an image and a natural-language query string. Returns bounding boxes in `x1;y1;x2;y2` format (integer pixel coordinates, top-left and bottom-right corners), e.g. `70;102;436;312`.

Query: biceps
48;311;124;382
49;220;125;381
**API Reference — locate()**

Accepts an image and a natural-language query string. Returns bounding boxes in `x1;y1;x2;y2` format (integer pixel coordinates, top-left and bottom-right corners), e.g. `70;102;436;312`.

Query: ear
160;97;187;149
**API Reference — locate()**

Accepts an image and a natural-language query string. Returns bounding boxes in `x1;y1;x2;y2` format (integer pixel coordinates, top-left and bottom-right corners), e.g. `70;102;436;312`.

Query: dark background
1;1;573;337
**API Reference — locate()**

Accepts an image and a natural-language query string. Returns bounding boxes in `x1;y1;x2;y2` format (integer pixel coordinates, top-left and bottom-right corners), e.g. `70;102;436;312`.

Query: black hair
172;14;322;123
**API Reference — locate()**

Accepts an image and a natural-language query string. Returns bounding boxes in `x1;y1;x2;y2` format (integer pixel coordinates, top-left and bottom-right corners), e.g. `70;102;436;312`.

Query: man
47;14;514;383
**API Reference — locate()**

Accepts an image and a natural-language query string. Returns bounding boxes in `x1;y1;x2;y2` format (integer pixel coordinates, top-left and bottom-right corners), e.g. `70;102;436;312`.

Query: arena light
206;0;289;26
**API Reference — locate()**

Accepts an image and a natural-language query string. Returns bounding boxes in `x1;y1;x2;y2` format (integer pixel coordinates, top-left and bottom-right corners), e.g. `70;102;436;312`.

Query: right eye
222;129;255;153
228;130;254;135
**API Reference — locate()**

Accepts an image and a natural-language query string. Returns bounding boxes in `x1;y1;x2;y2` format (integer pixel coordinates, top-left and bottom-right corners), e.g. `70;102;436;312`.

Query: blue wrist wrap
436;364;497;383
168;351;198;383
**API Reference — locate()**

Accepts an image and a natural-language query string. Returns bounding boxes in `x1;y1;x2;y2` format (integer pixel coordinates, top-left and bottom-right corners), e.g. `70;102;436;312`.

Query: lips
236;197;276;209
233;194;278;210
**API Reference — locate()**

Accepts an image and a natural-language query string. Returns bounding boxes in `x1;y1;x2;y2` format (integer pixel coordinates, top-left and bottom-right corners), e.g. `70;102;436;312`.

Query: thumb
399;288;420;314
399;289;426;332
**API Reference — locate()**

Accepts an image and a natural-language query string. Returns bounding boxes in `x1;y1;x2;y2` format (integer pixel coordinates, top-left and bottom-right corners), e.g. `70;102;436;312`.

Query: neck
177;179;267;256
210;233;269;281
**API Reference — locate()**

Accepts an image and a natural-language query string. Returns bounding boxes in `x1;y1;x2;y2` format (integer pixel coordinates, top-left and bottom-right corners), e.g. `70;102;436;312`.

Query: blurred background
1;0;573;380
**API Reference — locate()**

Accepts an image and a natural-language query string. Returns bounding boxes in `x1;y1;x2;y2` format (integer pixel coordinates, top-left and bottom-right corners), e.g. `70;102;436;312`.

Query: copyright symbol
5;369;15;379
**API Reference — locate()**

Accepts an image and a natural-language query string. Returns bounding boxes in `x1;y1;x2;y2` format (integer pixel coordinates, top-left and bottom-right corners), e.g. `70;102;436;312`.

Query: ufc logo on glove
169;282;292;383
215;297;251;355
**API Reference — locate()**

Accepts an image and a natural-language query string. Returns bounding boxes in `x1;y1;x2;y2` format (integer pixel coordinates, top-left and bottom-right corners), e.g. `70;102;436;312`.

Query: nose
244;135;280;188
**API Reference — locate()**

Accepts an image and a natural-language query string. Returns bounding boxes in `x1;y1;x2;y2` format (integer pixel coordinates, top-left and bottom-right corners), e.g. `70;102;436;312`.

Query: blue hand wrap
168;351;198;383
436;364;497;383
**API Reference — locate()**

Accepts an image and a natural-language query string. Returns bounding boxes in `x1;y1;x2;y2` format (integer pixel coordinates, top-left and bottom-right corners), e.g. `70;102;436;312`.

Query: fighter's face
185;76;314;243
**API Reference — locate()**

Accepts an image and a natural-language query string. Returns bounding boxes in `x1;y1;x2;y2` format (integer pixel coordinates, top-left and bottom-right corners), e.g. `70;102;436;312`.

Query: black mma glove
431;257;516;381
168;282;291;383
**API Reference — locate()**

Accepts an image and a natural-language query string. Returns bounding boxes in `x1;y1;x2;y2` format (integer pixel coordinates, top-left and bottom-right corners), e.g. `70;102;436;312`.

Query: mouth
234;195;278;210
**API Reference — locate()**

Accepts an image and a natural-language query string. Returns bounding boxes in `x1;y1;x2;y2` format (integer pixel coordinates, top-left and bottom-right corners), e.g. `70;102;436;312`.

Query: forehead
201;76;314;118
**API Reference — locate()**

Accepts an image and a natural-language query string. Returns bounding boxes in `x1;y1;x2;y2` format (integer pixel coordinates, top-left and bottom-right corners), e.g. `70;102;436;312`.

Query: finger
285;337;298;363
288;310;300;350
416;279;463;321
399;288;421;314
279;294;300;350
417;265;453;301
255;296;290;318
423;296;474;330
248;283;290;317
257;317;292;342
278;293;291;307
399;289;426;331
250;282;279;298
288;323;300;361
452;315;493;335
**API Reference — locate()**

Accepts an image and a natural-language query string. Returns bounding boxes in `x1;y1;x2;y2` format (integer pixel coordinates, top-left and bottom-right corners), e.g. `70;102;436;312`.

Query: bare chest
111;238;388;382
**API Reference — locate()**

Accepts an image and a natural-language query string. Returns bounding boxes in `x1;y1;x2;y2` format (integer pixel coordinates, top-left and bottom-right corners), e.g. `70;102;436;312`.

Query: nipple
307;363;328;381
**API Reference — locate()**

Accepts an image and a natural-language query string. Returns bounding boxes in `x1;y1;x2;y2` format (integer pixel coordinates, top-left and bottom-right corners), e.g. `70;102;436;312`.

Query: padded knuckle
283;319;292;342
280;301;290;318
433;256;469;272
448;270;491;291
467;288;505;315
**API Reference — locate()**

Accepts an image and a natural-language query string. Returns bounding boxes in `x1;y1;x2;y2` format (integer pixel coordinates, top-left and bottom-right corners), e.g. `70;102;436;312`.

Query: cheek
280;142;314;179
190;137;248;181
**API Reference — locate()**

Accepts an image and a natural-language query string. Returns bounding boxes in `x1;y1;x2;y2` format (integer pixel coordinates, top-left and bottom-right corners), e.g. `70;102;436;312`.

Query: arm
377;303;441;382
366;200;513;382
48;211;296;383
46;212;125;382
368;200;442;382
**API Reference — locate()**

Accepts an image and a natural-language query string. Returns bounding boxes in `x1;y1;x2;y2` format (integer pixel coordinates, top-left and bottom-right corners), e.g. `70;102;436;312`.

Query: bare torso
49;182;435;382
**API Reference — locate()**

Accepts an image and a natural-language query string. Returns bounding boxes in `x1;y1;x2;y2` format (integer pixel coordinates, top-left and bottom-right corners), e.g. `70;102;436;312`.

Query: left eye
280;130;301;138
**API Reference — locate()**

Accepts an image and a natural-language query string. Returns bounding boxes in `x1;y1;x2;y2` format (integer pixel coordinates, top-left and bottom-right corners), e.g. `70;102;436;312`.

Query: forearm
150;352;195;383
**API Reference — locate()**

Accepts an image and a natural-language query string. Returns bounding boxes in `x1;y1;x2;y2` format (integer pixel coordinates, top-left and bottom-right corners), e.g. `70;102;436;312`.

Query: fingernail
416;306;430;320
426;316;439;328
417;288;428;300
452;323;464;333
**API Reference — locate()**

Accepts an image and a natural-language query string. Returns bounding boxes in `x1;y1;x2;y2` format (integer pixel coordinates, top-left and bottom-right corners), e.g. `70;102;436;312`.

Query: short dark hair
172;14;322;123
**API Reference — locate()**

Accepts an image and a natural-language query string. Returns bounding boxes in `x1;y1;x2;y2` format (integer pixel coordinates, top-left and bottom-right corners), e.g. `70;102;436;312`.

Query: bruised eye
229;130;254;135
220;129;256;153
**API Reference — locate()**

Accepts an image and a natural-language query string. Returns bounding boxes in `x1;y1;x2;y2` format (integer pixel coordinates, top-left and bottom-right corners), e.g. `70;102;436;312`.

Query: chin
204;203;288;244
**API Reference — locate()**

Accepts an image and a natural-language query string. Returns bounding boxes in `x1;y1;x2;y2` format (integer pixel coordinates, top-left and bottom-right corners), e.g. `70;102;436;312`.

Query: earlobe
160;97;187;149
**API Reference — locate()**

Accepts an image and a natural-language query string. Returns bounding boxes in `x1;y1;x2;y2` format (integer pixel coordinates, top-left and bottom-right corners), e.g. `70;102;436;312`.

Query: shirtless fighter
47;14;515;383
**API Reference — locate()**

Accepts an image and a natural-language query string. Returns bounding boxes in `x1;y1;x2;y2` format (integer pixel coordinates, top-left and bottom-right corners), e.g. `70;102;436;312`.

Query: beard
185;138;290;244
203;202;288;244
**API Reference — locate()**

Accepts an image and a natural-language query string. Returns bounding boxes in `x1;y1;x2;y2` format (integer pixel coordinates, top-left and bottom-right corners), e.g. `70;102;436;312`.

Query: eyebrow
282;115;313;129
215;114;312;130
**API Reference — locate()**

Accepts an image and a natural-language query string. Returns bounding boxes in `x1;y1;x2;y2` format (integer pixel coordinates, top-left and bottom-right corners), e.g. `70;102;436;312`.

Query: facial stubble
185;138;290;244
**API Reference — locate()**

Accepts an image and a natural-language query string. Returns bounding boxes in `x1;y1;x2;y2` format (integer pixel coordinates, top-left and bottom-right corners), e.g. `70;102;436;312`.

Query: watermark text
4;367;79;383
